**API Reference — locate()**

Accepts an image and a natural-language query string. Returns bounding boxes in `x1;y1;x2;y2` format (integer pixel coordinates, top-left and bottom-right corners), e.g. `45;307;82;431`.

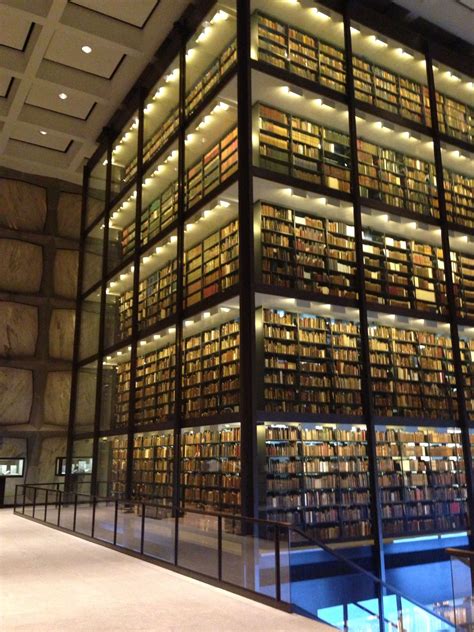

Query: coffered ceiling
0;0;188;184
0;0;471;185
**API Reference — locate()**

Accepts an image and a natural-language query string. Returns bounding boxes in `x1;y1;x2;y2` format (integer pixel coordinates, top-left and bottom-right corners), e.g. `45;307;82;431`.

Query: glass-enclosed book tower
70;0;474;583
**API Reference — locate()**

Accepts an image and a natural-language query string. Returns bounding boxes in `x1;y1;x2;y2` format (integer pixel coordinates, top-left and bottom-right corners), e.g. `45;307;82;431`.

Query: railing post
113;500;118;545
91;496;97;538
218;514;223;582
140;503;145;555
44;489;49;522
174;507;180;566
13;484;18;510
73;493;78;531
57;490;62;527
32;487;37;518
275;526;281;602
22;485;26;514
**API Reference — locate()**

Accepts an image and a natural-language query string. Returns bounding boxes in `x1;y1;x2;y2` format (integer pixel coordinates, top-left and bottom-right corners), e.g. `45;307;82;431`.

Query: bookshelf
264;423;371;542
184;219;239;308
357;138;439;220
132;431;174;502
141;181;179;248
253;12;346;94
138;258;177;331
111;436;127;496
185;126;238;210
180;425;241;513
363;229;447;315
368;325;457;421
444;169;474;230
134;343;176;426
185;39;237;119
114;361;132;430
257;201;357;301
255;103;351;193
459;335;474;422
261;308;363;416
182;319;240;419
376;427;468;536
451;250;474;321
436;93;473;145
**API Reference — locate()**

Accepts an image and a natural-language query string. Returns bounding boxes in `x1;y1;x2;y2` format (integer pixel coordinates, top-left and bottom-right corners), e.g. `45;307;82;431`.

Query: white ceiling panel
70;0;159;28
10;124;72;152
0;12;33;50
26;83;96;120
44;29;125;79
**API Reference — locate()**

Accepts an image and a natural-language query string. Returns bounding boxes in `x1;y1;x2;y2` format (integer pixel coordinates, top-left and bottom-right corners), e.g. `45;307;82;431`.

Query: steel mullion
343;4;386;587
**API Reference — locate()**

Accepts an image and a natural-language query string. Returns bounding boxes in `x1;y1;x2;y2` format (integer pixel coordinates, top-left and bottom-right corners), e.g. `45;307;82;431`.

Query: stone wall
0;167;81;503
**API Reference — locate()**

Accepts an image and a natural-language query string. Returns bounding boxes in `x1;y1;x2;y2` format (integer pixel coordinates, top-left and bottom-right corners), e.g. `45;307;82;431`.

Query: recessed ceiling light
59;92;68;100
81;45;92;54
40;130;47;135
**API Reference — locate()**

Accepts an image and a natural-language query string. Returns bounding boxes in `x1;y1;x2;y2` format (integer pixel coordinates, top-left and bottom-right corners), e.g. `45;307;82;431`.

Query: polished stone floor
0;509;334;631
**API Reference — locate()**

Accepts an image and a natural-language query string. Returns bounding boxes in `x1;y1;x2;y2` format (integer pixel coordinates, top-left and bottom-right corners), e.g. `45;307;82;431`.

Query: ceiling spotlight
81;45;92;54
40;130;47;135
59;92;68;100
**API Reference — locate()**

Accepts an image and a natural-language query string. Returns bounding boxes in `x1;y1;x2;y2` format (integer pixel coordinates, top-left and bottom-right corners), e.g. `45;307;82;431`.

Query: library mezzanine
70;0;474;586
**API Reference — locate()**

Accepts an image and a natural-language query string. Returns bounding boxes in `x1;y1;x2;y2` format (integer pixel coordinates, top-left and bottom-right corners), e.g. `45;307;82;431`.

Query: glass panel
368;319;458;422
82;220;104;293
185;87;238;213
103;261;135;351
87;152;107;229
257;301;363;418
440;141;474;230
140;146;179;249
72;438;94;496
459;328;474;423
377;423;468;590
251;1;346;94
110;112;139;200
449;553;474;630
73;362;98;435
143;505;175;563
78;293;101;361
115;500;142;552
93;500;116;544
433;60;473;145
450;232;474;321
137;231;178;333
180;423;241;514
100;345;133;432
254;192;357;302
350;21;430;128
134;328;176;428
96;435;127;498
185;2;237;120
262;422;371;543
143;58;179;166
183;195;239;311
362;209;446;317
132;430;174;502
177;512;219;578
182;307;240;421
106;186;137;274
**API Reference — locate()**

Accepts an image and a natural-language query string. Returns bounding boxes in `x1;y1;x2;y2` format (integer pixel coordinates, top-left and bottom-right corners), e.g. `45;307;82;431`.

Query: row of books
254;11;473;145
264;423;468;541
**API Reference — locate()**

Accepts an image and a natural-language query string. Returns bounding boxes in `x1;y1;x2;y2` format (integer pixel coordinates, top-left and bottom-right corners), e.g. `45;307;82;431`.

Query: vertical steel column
343;3;386;586
237;0;258;520
125;90;146;501
172;25;188;529
65;164;90;493
425;45;474;546
91;134;114;497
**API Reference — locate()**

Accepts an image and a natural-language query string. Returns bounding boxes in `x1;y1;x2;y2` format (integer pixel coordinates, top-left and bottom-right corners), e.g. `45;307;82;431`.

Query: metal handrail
446;547;474;560
14;483;456;630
